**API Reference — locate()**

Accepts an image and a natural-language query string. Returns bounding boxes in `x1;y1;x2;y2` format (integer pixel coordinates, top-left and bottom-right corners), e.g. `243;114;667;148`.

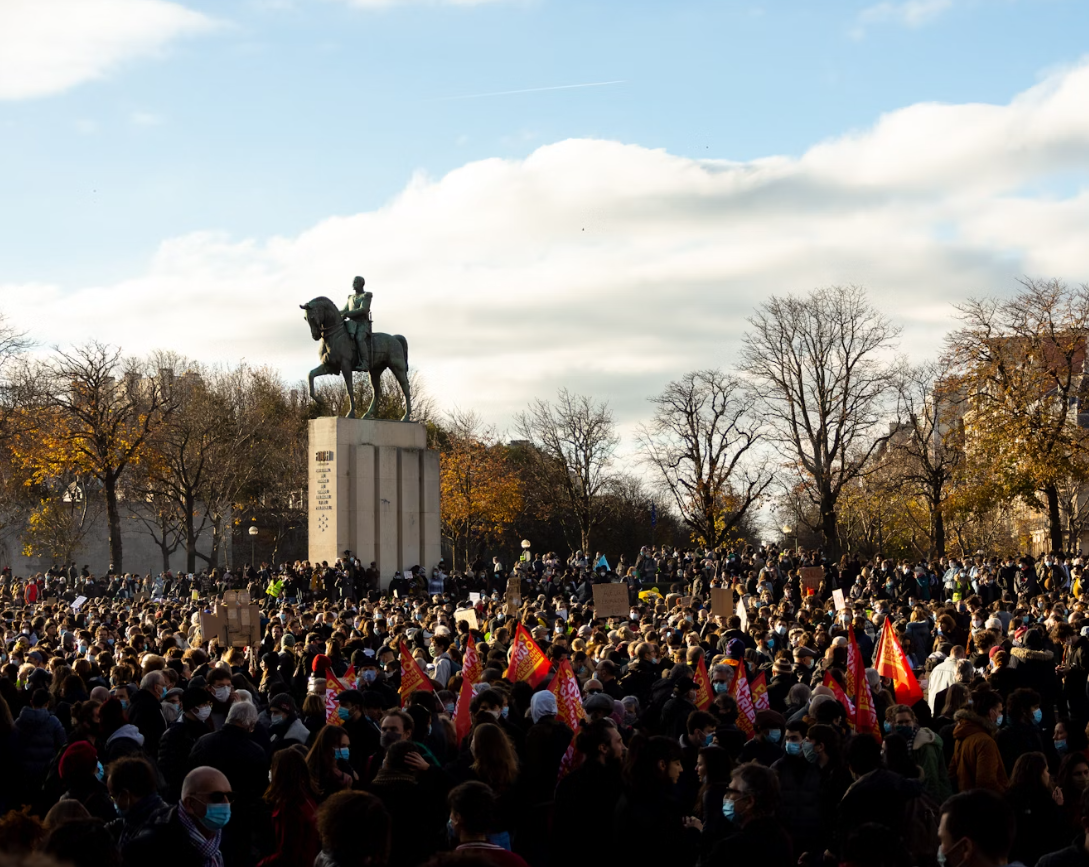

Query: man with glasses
122;766;233;867
706;762;793;867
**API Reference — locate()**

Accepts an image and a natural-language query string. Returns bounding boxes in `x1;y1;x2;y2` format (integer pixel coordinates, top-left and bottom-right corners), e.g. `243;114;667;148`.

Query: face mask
722;798;736;821
768;729;782;743
883;720;892;733
199;803;231;831
1055;739;1068;754
444;703;456;714
334;747;350;761
112;797;129;818
96;761;105;782
785;741;802;757
361;670;377;683
1033;708;1043;725
938;839;965;867
119;699;129;710
337;707;351;721
995;714;1004;727
802;740;818;764
162;702;182;724
703;733;714;747
195;706;212;722
896;725;915;741
213;686;231;702
270;712;284;725
713;683;729;695
500;707;509;719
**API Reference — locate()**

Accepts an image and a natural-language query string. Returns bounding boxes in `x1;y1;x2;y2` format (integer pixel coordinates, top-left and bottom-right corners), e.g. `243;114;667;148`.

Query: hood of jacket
17;706;55;725
1011;647;1054;663
107;723;145;746
952;708;995;740
913;726;940;750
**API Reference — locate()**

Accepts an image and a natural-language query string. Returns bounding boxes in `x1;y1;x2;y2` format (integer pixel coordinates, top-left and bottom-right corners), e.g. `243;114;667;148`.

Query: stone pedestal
309;417;441;588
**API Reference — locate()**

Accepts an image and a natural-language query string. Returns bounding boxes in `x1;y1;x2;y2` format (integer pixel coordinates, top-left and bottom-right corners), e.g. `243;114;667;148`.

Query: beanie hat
312;653;332;675
182;687;212;712
59;741;98;782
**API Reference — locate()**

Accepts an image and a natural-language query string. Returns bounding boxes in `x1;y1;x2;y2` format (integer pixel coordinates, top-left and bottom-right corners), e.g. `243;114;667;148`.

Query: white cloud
0;0;218;100
4;60;1089;431
130;111;166;126
858;0;956;28
327;0;513;7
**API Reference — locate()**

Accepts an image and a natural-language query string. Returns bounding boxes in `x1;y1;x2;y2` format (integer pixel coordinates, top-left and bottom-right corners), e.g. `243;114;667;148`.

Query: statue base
308;417;441;589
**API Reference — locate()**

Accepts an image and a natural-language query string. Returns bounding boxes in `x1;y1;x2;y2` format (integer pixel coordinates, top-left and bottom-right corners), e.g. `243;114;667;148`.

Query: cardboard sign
832;589;847;611
72;595;88;612
505;575;522;615
799;567;824;591
711;587;734;618
135;592;151;603
738;600;750;633
468;592;481;603
677;596;694;609
593;583;630;618
556;608;567;622
454;608;479;630
200;589;262;647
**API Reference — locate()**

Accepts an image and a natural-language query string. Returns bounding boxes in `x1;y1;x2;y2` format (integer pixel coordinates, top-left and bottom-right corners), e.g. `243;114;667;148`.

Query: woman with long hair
305;725;356;801
695;745;734;856
466;722;519;847
1056;752;1089;832
257;748;321;867
1006;751;1066;867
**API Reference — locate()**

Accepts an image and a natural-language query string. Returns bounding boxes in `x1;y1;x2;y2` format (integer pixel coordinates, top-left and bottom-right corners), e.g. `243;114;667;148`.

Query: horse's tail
395;334;408;370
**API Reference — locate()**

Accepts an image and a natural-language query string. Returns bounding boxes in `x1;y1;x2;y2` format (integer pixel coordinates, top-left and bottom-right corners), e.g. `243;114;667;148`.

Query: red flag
325;671;349;726
873;618;924;708
549;660;586;782
728;661;757;740
693;656;713;711
505;623;551;688
399;641;434;706
822;671;857;729
342;666;356;690
453;634;482;746
848;628;881;741
750;671;770;712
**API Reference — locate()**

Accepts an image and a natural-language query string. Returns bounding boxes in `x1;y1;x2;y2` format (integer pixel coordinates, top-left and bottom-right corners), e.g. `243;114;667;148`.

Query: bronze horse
300;296;411;420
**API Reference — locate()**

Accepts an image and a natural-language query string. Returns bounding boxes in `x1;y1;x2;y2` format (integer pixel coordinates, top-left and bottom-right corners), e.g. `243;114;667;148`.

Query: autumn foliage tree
439;410;522;570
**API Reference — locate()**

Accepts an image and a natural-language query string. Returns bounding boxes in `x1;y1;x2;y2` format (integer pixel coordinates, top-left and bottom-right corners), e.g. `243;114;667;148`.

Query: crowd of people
3;544;1089;867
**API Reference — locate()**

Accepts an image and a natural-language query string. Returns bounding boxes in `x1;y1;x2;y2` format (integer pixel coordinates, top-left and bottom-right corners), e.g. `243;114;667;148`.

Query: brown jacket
949;708;1008;793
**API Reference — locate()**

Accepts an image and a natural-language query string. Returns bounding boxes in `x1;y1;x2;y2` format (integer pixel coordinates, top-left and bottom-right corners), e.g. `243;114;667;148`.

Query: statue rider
339;276;373;372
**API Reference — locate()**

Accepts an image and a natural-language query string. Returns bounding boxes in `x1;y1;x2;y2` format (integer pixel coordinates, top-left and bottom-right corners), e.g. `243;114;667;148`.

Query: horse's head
300;297;338;342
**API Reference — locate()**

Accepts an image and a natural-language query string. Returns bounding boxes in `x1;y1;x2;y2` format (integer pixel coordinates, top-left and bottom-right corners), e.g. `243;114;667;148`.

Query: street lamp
248;525;258;567
781;524;794;553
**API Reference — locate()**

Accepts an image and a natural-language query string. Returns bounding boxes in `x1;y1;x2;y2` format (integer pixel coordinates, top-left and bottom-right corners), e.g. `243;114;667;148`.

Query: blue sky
2;0;1089;430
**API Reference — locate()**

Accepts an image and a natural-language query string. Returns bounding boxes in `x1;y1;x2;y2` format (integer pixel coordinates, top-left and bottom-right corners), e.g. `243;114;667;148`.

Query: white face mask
213;686;231;703
194;705;212;722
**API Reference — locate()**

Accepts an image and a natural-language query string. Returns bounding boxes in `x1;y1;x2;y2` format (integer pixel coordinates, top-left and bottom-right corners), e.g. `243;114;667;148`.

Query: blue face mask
96;761;105;782
501;707;509;719
334;747;350;761
703;733;714;747
713;682;729;695
337;707;351;721
883;720;892;733
768;729;782;743
785;741;802;757
995;714;1004;727
112;798;129;818
1033;708;1043;725
361;670;377;683
445;703;456;714
802;740;819;763
1055;739;1068;754
722;797;736;821
199;803;231;831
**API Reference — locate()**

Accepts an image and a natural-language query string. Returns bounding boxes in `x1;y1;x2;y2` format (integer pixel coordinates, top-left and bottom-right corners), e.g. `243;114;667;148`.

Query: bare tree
741;285;900;557
889;361;966;557
28;343;177;572
514;389;619;554
637;369;773;548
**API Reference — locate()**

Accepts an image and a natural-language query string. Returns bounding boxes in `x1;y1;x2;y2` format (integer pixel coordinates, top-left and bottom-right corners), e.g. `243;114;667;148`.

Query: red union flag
822;671;857;729
549;660;586;782
505;623;551;687
342;666;356;690
873;618;924;708
750;671;770;712
325;671;348;726
454;633;482;745
729;661;757;740
399;641;434;706
693;656;713;711
849;627;882;740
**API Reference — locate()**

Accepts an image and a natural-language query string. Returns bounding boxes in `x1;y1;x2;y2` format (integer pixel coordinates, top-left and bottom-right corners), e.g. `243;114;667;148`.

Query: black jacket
159;715;212;802
128;689;167;755
122;807;209;867
188;725;268;803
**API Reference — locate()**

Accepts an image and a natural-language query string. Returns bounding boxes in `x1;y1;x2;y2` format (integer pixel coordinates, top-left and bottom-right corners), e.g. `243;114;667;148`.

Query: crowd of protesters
3;544;1089;867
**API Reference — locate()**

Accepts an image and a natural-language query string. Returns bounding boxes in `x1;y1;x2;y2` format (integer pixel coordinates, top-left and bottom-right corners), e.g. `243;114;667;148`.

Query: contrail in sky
439;80;627;101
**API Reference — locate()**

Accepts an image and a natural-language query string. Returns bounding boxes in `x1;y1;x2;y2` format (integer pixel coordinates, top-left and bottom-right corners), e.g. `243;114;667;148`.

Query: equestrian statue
300;276;411;420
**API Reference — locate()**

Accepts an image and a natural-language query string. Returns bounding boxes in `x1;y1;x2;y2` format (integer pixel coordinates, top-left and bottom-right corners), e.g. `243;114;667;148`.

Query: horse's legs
308;365;329;402
393;362;412;421
342;368;356;418
363;368;382;418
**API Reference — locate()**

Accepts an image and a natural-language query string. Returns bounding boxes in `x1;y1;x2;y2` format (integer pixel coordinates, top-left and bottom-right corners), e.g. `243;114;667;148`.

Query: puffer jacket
15;706;67;783
912;726;953;803
772;753;823;855
950;709;1008;793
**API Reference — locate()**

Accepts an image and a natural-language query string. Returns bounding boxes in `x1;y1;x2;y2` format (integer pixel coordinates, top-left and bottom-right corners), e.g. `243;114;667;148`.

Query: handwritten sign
72;596;88;612
832;589;847;611
593;583;629;618
799;567;824;592
711;587;734;618
454;608;479;630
